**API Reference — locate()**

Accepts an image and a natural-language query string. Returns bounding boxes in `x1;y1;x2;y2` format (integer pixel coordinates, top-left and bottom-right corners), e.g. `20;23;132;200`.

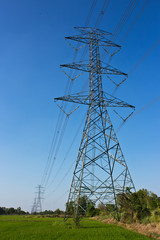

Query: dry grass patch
92;216;160;239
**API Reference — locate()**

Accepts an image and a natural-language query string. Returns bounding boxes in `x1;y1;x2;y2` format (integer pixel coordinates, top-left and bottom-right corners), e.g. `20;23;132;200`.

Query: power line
102;0;139;62
112;0;139;41
44;116;69;188
42;0;139;202
46;161;75;198
41;78;74;187
116;96;160;133
68;0;112;112
46;0;135;196
44;0;150;212
119;0;150;44
41;109;62;185
43;0;110;188
85;0;98;26
95;0;111;28
40;0;99;189
59;27;135;221
102;0;156;96
132;96;160;118
52;190;69;204
47;113;86;189
45;1;113;192
128;38;160;75
72;0;111;74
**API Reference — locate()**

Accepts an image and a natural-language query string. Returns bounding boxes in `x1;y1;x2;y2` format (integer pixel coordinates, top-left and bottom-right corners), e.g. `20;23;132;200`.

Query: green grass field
0;215;152;240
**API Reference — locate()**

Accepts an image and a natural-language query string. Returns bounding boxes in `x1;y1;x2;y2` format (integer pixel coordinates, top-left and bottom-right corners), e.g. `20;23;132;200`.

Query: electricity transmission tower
55;27;135;220
31;197;37;214
31;185;43;213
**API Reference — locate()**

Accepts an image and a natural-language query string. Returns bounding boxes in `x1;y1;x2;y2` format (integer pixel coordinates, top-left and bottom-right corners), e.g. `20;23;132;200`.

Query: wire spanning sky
0;0;160;212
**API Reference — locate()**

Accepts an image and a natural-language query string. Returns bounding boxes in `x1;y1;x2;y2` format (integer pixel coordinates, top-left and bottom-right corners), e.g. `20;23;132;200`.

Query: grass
0;215;153;240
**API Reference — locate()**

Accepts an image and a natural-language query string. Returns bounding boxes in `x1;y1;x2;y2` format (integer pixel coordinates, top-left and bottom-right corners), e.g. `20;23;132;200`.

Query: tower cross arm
103;92;135;109
60;62;128;76
60;63;90;72
66;36;121;48
74;27;112;36
101;64;128;76
54;92;90;105
54;92;135;109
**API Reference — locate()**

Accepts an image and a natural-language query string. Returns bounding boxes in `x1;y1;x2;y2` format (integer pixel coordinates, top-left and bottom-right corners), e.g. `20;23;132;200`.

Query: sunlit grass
0;215;152;240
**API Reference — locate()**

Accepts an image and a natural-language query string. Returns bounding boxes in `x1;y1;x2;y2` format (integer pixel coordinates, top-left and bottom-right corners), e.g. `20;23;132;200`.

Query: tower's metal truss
31;185;43;213
55;27;135;220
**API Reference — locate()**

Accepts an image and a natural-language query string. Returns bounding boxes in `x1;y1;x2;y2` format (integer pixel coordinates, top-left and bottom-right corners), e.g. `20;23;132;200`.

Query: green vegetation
0;215;152;240
117;188;160;223
0;206;28;215
0;189;159;239
36;208;64;216
66;189;160;224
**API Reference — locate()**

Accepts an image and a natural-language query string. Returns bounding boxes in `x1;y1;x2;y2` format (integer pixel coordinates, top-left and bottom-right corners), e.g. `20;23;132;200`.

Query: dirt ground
92;216;160;239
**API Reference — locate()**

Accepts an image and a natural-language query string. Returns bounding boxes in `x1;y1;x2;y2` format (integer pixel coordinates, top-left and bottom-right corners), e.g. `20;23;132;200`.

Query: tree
17;207;21;215
7;208;16;215
106;204;115;213
117;189;152;222
98;203;106;211
148;192;159;210
78;195;91;216
66;201;74;215
0;207;6;215
87;204;100;217
117;188;134;222
54;209;61;215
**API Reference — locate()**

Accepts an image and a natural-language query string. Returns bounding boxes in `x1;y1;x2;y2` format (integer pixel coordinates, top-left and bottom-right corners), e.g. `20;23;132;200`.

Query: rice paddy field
0;215;152;240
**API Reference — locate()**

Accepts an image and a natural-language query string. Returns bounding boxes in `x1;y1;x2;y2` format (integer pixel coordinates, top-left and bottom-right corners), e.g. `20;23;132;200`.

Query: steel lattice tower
55;27;135;220
31;197;37;214
31;185;43;213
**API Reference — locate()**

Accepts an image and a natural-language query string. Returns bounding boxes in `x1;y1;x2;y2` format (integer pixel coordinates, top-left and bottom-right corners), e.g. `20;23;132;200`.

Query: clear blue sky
0;0;159;212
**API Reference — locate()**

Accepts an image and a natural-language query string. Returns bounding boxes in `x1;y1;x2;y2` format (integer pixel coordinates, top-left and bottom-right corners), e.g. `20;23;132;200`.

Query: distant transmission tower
31;197;37;214
55;27;135;220
31;185;43;213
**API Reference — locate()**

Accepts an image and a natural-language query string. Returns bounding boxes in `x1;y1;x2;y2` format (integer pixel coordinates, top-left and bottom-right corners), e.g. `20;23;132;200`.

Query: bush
120;212;134;224
135;207;151;221
87;204;100;217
